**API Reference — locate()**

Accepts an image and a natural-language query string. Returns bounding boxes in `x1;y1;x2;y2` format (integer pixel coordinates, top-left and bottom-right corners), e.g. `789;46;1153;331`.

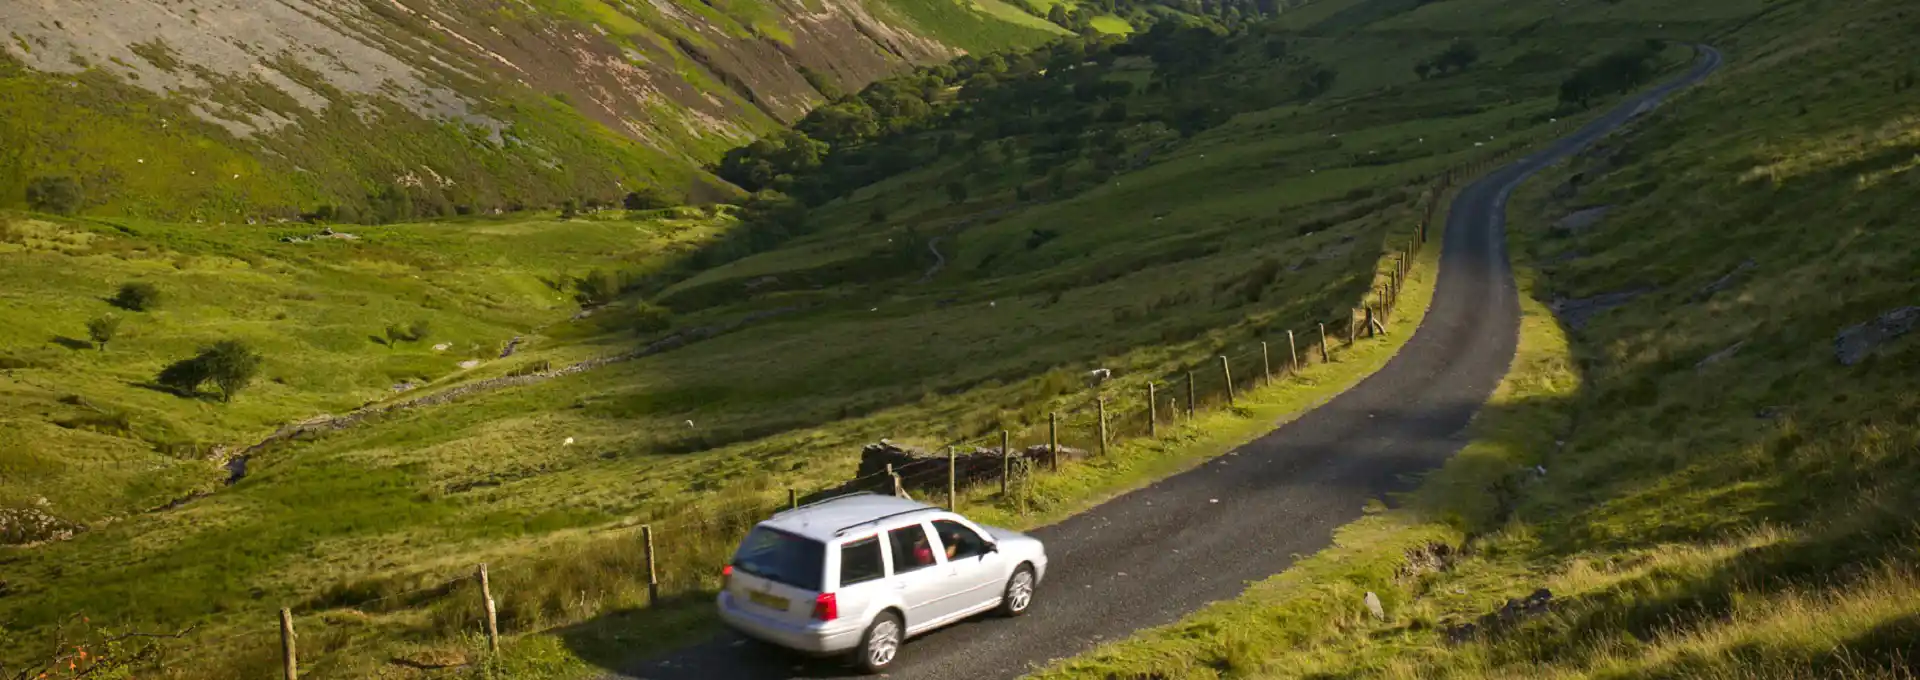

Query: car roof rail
832;507;938;537
775;490;879;516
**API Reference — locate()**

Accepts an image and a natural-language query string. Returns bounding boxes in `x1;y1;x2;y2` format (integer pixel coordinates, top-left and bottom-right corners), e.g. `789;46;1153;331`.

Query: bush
575;269;624;306
26;177;82;215
384;320;431;347
111;282;162;311
86;315;121;350
632;301;674;334
623;187;676;211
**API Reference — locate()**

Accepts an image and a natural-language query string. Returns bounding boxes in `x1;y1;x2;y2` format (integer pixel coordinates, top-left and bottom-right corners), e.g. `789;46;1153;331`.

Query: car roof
757;493;942;542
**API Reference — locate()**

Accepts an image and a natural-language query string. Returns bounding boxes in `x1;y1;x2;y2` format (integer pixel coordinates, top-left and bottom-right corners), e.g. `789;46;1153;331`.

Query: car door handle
894;581;907;590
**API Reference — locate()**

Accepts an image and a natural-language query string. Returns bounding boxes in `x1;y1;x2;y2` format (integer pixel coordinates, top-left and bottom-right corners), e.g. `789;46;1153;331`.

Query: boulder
1834;306;1919;366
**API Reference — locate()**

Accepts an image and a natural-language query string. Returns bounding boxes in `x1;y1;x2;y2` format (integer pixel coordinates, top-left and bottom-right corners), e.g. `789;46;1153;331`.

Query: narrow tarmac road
619;46;1722;680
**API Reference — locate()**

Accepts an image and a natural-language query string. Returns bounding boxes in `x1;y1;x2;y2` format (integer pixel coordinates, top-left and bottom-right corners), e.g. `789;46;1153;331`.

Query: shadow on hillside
49;335;94;350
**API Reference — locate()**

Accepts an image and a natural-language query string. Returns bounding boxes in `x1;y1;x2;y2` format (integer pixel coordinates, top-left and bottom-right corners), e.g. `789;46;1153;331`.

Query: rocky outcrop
1834;306;1919;366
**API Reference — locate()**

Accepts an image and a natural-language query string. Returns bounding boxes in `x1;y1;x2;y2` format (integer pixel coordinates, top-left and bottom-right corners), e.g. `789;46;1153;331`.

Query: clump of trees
1560;40;1667;108
156;340;262;402
1414;40;1480;80
111;282;162;312
26;177;83;215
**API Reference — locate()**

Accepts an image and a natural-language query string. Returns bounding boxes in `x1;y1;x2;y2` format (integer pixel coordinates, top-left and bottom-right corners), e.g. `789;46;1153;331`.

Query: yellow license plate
747;590;789;611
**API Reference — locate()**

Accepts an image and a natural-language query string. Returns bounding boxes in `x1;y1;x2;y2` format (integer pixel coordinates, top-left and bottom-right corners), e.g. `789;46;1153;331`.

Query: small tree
111;282;162;311
633;301;674;334
559;199;580;220
1414;61;1433;80
946;181;969;205
26;176;83;215
200;340;262;402
87;315;121;350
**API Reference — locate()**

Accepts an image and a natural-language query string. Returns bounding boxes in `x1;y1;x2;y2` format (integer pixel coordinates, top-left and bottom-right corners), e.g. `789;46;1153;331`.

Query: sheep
1087;368;1112;387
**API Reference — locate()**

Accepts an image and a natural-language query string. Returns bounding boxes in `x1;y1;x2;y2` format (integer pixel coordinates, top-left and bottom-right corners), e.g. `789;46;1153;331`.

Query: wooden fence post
1219;356;1234;405
888;463;905;498
1261;342;1271;384
643;525;659;605
279;608;298;680
1349;308;1359;346
1048;414;1059;472
1001;430;1011;496
1148;382;1158;437
947;446;957;512
1096;398;1109;456
1319;323;1331;362
1186;370;1197;418
478;564;499;654
1288;330;1299;372
1365;306;1376;338
788;488;797;510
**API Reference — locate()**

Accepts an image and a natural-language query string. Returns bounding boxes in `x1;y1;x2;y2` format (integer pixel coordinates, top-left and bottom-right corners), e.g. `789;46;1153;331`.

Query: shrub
383;320;431;347
111;282;162;311
574;269;624;306
25;176;82;215
622;187;676;211
632;301;674;334
87;315;121;350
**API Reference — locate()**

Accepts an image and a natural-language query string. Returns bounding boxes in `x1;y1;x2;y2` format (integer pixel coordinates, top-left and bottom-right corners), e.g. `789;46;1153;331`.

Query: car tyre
855;611;903;674
998;564;1036;617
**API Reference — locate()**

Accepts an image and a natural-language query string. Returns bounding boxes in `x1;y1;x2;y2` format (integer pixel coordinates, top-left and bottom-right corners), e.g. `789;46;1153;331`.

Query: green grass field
9;0;1897;676
1032;0;1920;677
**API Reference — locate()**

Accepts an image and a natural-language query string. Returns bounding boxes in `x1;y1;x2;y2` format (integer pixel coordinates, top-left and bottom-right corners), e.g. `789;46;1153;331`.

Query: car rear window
839;536;885;587
731;526;825;591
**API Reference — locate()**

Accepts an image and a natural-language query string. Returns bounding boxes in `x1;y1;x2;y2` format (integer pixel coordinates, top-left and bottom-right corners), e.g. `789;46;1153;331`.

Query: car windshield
731;526;825;591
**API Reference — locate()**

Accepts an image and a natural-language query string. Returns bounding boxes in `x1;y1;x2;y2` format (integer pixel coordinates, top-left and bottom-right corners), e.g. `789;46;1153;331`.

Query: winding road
618;46;1722;680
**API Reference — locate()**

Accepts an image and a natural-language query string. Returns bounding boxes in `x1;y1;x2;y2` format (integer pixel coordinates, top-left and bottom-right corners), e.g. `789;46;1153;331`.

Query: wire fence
13;134;1567;680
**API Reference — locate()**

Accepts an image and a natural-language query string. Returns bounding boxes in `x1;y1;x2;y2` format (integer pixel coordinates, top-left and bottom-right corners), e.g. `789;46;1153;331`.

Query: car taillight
812;592;838;621
721;564;733;589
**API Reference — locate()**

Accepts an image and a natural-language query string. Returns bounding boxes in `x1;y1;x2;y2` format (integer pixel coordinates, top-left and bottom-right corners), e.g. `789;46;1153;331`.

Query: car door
884;521;948;632
930;518;1005;615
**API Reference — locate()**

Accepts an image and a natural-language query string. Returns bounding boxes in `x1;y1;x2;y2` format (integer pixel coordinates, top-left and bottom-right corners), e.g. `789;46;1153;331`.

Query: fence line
59;138;1566;679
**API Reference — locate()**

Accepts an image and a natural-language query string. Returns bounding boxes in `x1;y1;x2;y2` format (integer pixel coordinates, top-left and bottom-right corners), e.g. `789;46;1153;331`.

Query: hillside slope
0;0;1060;220
1034;0;1920;677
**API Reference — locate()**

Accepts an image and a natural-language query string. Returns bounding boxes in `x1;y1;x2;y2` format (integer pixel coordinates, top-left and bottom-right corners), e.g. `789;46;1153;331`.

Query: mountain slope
0;0;1060;220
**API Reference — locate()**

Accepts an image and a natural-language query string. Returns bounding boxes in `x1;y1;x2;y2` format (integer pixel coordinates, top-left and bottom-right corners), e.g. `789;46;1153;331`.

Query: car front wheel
998;564;1036;617
855;611;903;673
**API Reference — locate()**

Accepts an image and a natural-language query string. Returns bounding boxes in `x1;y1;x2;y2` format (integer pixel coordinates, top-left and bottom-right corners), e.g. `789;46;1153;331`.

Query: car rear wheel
855;611;903;674
998;564;1036;617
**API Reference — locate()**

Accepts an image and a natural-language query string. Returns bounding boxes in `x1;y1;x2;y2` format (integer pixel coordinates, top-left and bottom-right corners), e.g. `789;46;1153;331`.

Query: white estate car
717;492;1049;673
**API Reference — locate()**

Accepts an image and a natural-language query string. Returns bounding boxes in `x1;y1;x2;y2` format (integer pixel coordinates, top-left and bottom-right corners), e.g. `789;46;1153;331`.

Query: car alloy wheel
859;613;902;673
1001;565;1035;616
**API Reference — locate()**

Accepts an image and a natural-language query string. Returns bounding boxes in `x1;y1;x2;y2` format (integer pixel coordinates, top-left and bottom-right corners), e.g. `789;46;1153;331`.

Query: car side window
932;519;988;560
839;536;885;587
887;523;937;574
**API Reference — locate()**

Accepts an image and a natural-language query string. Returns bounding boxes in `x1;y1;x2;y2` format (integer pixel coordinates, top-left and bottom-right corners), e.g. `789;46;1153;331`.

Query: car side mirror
985;541;999;554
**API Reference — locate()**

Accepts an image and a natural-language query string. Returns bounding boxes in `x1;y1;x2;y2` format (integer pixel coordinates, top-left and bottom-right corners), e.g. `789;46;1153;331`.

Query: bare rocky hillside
0;0;1053;218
